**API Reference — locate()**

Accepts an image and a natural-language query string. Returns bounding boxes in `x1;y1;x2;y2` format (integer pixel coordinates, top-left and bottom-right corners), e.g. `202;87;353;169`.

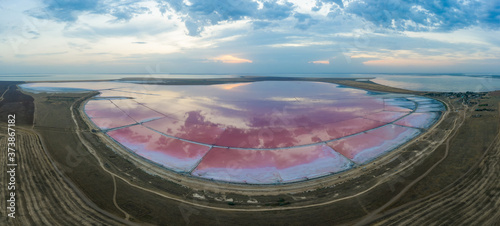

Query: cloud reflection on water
20;81;444;183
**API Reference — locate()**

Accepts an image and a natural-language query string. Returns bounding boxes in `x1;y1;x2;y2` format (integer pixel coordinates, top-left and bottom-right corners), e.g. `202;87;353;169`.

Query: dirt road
0;126;131;226
364;102;500;225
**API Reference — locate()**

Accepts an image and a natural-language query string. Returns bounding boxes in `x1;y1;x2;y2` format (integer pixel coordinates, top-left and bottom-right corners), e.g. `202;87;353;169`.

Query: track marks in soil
0;127;130;226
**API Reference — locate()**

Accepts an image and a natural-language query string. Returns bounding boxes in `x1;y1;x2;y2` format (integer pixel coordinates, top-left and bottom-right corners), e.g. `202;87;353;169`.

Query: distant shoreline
19;76;373;83
15;76;500;94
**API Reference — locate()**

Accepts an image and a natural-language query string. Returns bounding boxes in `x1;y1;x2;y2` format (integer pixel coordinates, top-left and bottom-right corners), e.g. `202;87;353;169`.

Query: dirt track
0;126;130;225
369;102;500;225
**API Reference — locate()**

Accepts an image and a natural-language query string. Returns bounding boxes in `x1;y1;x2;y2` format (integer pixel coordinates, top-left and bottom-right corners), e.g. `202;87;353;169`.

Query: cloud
168;0;259;36
27;0;500;36
252;21;274;29
107;3;150;22
187;0;257;20
343;0;500;32
294;13;318;30
28;0;99;22
62;9;179;42
31;0;150;22
2;0;499;74
329;0;344;8
309;60;330;64
211;55;252;64
363;59;454;67
478;1;500;29
15;51;68;58
257;1;294;20
314;0;344;10
157;0;294;36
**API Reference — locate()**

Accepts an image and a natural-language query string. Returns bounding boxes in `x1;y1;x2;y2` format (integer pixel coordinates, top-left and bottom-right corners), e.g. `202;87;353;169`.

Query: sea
2;73;500;92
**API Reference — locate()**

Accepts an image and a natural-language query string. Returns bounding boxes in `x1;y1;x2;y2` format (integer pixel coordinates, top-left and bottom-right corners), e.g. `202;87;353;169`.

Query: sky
0;0;499;75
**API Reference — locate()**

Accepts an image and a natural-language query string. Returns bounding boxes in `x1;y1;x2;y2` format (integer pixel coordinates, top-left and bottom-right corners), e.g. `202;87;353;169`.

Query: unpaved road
364;102;500;225
0;126;131;226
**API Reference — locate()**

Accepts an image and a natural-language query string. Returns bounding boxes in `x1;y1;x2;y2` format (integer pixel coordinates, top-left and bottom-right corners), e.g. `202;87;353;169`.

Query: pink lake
20;81;444;184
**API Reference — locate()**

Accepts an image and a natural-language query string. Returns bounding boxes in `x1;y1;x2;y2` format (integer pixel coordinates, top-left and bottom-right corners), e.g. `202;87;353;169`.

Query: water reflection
20;80;445;184
108;125;211;172
192;145;353;184
328;125;421;164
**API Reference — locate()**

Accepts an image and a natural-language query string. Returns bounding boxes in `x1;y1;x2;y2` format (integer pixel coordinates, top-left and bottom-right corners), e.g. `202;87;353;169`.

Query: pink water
20;81;444;184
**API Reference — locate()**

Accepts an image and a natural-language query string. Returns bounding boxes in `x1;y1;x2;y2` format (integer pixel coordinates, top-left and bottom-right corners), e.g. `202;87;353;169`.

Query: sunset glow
211;55;253;64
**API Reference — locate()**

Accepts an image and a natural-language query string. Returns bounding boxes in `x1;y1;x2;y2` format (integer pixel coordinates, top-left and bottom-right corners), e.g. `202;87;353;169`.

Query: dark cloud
343;0;499;31
107;4;150;22
31;0;100;21
324;0;344;8
25;30;41;39
173;0;259;36
184;20;202;36
27;0;500;35
188;0;257;21
294;13;318;30
252;21;274;29
257;1;294;20
312;0;343;12
157;0;294;36
28;30;40;36
31;0;150;22
478;1;500;28
163;0;497;36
